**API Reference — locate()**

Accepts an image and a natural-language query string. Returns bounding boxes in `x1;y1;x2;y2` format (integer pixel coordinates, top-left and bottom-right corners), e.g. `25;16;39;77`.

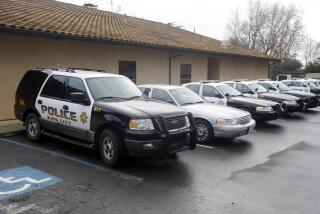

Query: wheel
195;119;213;144
99;129;127;167
25;113;42;142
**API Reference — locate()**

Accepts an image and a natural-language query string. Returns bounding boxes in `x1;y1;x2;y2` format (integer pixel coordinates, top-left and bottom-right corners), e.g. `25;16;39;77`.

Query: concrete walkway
0;120;24;135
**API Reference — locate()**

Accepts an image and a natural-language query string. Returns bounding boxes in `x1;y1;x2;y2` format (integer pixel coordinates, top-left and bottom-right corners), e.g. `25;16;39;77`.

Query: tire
195;119;213;144
167;153;178;159
99;129;127;167
25;113;42;142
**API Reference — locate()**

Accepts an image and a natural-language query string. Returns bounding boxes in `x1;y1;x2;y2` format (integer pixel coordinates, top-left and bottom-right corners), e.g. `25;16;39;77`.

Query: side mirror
225;93;230;97
255;88;259;92
166;100;176;105
143;88;151;97
268;87;275;91
70;92;90;105
216;94;224;99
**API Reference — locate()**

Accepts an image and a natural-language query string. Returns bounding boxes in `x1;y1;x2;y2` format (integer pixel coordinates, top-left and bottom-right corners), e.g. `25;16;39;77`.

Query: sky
58;0;320;41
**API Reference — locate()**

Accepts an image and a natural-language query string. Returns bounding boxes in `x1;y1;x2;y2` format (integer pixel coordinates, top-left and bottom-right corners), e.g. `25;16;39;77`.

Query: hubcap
103;136;114;160
28;118;38;137
196;123;209;142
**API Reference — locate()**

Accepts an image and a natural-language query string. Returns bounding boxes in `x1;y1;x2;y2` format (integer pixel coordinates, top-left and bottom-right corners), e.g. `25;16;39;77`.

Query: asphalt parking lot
0;108;320;214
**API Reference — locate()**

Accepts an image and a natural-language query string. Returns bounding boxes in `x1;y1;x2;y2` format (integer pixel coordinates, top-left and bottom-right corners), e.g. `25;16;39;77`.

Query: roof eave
0;26;279;62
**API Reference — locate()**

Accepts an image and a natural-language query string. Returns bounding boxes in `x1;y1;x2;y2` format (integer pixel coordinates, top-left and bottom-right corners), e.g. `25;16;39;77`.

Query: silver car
139;85;256;143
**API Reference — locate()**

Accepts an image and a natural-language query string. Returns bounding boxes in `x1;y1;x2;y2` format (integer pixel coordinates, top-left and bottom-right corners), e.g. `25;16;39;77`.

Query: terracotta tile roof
0;0;277;61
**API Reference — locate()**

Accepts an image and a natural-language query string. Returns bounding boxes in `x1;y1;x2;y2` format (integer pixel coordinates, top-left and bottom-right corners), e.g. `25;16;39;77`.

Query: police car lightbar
233;79;249;82
200;80;220;83
256;79;271;81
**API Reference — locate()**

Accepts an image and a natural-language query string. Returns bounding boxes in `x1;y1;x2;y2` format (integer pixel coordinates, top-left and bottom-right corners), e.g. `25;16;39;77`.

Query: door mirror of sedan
225;93;230;97
166;100;176;105
216;94;224;99
143;88;151;97
268;87;276;91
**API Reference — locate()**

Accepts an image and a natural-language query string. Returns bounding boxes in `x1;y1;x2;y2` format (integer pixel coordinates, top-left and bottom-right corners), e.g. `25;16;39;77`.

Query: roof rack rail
35;67;107;73
35;67;76;73
200;80;220;83
67;68;107;73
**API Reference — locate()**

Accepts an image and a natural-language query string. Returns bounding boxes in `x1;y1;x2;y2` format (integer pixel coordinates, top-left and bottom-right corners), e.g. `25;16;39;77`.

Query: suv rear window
16;70;49;104
41;75;67;99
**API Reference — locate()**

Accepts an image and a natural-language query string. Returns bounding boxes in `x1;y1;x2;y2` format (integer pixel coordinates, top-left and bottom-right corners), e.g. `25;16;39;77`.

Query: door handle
63;105;69;110
37;100;43;104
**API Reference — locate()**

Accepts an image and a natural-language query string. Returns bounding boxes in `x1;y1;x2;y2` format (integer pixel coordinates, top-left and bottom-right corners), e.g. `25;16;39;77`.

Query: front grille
165;116;186;131
238;115;251;125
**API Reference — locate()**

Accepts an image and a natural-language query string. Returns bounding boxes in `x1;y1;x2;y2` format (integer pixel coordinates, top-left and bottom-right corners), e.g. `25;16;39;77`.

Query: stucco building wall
0;34;208;120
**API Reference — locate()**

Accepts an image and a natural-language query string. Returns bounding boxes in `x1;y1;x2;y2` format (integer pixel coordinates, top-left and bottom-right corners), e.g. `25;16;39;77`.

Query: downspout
168;53;182;84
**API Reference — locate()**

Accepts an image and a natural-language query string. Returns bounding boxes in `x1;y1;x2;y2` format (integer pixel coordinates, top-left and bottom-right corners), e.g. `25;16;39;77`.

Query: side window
282;81;291;86
236;83;252;93
202;85;222;98
180;64;192;84
151;89;175;104
186;84;200;94
41;75;67;99
66;77;88;101
225;83;234;88
119;60;136;83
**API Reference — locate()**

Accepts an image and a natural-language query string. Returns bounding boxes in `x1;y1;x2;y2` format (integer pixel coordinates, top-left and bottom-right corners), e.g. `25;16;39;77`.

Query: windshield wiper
97;96;126;100
127;96;142;100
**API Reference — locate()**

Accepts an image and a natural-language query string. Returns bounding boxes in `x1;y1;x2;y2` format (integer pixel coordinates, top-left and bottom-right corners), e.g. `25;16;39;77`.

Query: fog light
143;143;155;149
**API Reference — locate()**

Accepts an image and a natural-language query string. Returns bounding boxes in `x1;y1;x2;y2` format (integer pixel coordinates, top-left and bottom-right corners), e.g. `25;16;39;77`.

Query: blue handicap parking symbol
0;166;61;201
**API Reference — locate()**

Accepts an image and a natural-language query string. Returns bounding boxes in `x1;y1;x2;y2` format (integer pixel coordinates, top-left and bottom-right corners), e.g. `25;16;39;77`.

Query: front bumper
287;103;304;113
213;119;256;138
124;129;195;156
252;111;280;121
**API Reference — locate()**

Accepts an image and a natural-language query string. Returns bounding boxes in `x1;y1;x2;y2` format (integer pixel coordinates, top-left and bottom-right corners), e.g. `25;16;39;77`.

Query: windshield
307;81;317;90
217;84;242;97
170;88;205;106
86;77;142;100
273;82;290;91
249;83;268;93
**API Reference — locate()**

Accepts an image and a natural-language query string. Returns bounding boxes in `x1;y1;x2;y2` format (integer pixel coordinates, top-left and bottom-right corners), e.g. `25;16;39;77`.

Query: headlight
129;119;154;130
256;106;273;112
218;101;225;105
216;118;238;125
283;100;297;105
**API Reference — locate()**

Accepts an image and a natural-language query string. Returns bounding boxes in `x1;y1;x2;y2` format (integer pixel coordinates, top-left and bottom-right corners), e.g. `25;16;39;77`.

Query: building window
119;60;136;83
180;64;192;84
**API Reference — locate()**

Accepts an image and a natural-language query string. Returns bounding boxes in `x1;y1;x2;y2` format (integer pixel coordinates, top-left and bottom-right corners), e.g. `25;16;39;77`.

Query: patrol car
257;80;319;109
222;80;302;113
183;81;283;121
139;85;256;143
14;68;196;167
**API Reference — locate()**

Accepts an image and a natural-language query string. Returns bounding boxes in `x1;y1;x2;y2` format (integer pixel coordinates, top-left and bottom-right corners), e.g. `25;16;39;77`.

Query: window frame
119;60;137;83
180;64;192;85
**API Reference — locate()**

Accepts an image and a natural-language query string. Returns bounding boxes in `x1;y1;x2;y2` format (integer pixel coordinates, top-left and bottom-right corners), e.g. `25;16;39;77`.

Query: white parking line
0;138;143;182
196;144;215;149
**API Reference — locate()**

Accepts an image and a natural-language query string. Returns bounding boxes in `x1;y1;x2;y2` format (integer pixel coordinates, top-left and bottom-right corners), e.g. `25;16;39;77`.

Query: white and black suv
14;68;196;167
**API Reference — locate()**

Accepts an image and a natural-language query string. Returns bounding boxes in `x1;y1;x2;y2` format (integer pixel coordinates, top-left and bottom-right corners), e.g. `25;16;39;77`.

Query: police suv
14;68;196;167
